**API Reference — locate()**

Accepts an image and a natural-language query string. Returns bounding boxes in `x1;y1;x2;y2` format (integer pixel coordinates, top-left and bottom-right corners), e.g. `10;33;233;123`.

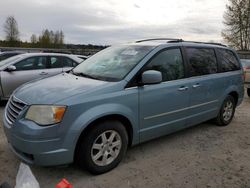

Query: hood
14;73;110;104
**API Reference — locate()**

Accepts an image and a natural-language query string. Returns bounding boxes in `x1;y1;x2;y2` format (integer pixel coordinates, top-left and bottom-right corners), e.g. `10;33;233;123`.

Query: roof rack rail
135;38;227;47
136;38;183;43
183;41;227;47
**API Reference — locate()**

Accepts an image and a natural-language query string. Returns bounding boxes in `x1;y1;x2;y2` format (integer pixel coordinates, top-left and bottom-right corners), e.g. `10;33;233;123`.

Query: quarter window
15;56;47;71
145;48;185;82
217;49;240;72
186;48;217;76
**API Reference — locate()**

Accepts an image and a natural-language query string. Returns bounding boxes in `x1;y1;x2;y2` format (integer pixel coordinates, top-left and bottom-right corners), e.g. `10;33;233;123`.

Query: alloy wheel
91;130;122;166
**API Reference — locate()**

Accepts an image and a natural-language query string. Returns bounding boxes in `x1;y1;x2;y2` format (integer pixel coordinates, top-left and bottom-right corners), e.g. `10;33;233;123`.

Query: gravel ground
1;95;250;188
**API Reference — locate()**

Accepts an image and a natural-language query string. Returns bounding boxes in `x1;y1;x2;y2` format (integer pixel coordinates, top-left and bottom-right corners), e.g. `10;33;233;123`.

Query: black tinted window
218;49;240;72
145;48;184;82
186;48;217;76
15;56;47;71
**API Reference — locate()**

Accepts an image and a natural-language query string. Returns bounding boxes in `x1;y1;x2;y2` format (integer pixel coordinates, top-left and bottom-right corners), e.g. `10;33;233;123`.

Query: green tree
49;30;55;44
39;29;51;47
38;29;64;48
30;34;37;44
59;30;64;47
222;0;250;50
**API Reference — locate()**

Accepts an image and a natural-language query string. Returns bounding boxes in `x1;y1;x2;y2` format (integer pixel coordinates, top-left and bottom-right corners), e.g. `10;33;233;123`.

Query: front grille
5;96;26;124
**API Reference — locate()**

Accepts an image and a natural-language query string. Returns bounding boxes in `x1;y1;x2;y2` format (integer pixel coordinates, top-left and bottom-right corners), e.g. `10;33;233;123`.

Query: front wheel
215;95;236;126
76;120;128;174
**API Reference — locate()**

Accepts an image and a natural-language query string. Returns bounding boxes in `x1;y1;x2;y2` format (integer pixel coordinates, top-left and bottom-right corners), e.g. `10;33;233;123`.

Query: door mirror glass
6;65;16;72
141;70;162;85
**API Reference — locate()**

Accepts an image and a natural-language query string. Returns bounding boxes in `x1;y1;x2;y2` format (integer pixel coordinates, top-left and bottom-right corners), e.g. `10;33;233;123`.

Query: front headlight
25;105;66;126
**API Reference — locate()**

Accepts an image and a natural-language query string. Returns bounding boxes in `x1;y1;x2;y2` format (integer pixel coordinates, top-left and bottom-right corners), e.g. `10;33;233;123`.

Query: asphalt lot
1;95;250;188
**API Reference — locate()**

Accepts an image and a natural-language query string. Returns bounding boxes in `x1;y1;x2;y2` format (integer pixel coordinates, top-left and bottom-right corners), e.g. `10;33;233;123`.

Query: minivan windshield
72;45;155;81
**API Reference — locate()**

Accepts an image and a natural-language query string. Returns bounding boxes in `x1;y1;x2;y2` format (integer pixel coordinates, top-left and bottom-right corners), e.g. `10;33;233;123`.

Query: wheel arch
228;91;239;105
74;114;135;161
223;84;242;106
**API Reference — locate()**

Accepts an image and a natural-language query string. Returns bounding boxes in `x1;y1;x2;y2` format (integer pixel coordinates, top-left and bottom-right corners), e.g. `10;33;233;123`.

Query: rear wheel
76;120;128;174
247;88;250;97
215;95;236;126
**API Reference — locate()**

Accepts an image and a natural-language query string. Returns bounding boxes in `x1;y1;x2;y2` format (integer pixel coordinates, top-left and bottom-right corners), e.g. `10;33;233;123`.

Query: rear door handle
178;86;189;91
192;84;201;88
40;72;48;75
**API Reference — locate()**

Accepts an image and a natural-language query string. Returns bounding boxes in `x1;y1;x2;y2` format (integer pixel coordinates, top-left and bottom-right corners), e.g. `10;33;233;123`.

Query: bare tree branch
3;16;20;46
222;0;250;50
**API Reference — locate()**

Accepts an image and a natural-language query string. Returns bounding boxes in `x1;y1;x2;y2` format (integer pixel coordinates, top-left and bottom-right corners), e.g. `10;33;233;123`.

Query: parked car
0;53;83;100
4;39;244;174
241;59;250;96
0;51;25;61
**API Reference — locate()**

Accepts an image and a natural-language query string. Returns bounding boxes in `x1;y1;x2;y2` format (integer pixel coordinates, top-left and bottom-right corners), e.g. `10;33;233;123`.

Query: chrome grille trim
7;107;18;119
8;104;19;114
10;98;24;110
5;96;27;125
6;112;15;123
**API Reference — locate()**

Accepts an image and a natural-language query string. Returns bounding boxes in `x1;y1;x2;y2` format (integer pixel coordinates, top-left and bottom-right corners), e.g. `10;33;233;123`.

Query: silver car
0;53;83;100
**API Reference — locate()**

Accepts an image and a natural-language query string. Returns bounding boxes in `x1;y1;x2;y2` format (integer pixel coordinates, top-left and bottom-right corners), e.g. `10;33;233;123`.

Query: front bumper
3;112;75;166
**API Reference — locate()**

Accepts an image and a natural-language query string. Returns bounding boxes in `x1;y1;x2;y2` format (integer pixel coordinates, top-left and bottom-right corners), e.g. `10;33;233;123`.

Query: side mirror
141;70;162;85
6;65;16;72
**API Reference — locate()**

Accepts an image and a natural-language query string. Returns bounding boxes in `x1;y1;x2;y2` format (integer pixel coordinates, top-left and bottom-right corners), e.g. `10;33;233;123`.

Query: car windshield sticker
121;49;138;56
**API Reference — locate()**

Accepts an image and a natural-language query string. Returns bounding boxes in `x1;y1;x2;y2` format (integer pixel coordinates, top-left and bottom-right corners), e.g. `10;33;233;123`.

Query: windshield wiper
71;70;100;80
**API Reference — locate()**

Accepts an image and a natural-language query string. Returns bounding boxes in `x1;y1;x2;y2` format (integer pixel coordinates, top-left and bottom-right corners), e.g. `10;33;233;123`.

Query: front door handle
40;72;48;75
178;86;189;91
192;84;201;88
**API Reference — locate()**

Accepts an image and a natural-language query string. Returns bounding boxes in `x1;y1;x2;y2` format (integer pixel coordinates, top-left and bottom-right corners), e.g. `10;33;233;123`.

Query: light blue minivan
4;39;244;174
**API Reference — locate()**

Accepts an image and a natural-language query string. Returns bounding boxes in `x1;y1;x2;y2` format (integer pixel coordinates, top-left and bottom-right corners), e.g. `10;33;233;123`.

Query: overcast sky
0;0;228;45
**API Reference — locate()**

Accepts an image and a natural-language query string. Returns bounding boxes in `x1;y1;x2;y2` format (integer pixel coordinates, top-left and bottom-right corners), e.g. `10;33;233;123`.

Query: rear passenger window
186;48;217;76
145;48;184;82
217;49;240;72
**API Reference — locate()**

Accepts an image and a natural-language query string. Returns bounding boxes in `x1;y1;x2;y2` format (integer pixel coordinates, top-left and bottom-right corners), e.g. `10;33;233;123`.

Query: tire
215;95;236;126
247;88;250;97
76;120;128;174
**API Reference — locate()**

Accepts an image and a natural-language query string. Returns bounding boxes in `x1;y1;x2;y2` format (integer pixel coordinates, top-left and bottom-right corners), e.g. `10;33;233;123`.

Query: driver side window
145;48;185;82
